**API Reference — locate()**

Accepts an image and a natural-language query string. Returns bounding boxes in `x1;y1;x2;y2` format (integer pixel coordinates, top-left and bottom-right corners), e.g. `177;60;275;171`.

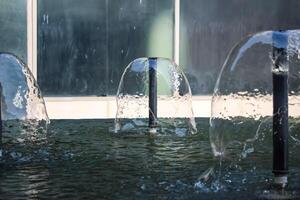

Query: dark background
1;0;300;96
0;0;27;62
37;0;174;96
180;0;300;94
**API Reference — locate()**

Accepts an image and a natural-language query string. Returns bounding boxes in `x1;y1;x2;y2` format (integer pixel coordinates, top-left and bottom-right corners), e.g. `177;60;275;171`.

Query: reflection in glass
0;0;27;61
37;0;174;96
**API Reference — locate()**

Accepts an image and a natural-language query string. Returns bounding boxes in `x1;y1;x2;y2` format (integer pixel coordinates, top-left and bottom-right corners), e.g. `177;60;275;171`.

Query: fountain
209;30;300;198
0;42;299;200
114;57;197;136
272;31;289;188
0;53;49;148
148;58;158;132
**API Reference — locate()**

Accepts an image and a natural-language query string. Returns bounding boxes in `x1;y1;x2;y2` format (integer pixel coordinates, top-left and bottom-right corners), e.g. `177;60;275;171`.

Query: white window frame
27;0;37;78
26;0;212;119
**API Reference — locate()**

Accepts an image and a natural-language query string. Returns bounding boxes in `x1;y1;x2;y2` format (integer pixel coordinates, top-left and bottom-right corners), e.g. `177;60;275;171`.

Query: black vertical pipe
272;31;289;186
149;58;157;128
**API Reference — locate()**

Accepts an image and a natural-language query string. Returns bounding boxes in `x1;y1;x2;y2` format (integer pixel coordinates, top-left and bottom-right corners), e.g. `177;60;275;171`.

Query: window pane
37;0;174;96
0;0;27;62
180;0;300;94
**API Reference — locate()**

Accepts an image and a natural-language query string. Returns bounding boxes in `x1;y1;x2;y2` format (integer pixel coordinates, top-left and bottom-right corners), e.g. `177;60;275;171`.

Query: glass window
0;0;27;62
37;0;174;96
180;0;300;94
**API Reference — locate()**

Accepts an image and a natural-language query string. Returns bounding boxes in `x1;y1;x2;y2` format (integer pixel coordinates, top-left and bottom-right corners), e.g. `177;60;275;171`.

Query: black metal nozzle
149;58;157;129
272;30;289;187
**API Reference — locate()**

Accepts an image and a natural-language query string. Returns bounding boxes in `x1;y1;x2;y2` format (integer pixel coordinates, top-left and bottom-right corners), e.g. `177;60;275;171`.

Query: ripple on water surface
0;119;299;199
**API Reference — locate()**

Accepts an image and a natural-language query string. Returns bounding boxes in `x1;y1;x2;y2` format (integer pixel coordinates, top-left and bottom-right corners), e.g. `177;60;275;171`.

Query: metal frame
174;0;180;64
27;0;37;78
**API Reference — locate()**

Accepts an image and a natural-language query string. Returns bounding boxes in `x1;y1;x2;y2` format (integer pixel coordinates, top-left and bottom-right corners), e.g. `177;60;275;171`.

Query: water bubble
114;57;197;135
0;53;49;142
209;30;300;187
210;30;300;159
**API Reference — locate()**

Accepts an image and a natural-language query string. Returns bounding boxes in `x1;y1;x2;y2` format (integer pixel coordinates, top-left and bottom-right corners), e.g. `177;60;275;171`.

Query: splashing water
209;30;300;188
0;53;49;146
114;57;197;136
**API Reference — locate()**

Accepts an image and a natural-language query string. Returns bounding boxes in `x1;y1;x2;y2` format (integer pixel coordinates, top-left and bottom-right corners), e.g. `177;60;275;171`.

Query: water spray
272;30;289;188
149;57;157;133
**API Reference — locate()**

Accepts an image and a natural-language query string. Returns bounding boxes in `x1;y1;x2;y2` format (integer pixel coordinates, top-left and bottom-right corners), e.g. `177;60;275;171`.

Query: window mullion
174;0;180;65
27;0;38;78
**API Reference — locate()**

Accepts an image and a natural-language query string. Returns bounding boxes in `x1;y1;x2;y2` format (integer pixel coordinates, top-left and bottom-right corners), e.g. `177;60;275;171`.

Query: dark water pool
0;119;299;199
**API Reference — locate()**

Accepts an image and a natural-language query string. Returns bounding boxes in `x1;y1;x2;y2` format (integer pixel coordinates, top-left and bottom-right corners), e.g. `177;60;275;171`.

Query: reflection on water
0;119;299;199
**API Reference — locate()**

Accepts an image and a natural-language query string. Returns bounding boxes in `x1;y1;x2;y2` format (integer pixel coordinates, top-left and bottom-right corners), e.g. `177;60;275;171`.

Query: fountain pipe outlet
149;57;158;130
272;30;289;187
